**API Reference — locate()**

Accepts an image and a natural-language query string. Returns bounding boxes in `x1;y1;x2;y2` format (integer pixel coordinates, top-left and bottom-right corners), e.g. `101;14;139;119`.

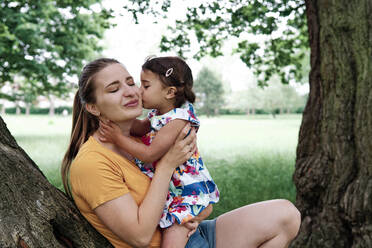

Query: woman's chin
135;109;143;117
131;107;143;118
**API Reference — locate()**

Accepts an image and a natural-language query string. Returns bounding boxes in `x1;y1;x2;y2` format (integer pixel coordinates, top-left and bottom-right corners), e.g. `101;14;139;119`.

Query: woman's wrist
154;160;175;178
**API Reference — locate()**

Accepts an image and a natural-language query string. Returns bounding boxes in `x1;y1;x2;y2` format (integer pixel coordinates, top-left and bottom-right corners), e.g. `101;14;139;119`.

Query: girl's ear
165;86;177;100
85;103;100;116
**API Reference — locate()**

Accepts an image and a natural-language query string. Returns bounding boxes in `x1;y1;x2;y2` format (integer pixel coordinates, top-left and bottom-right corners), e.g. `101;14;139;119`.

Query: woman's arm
94;125;197;247
99;119;188;163
130;118;151;137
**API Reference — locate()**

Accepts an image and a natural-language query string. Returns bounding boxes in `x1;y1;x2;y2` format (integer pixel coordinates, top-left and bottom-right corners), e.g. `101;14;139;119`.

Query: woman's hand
98;119;122;143
156;123;197;172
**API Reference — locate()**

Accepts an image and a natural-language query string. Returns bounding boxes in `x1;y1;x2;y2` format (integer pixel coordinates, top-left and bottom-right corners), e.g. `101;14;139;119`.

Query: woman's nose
122;84;133;95
123;84;140;97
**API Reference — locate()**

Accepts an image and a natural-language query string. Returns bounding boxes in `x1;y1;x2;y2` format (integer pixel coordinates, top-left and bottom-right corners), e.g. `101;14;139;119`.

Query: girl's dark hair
142;56;195;108
61;58;120;197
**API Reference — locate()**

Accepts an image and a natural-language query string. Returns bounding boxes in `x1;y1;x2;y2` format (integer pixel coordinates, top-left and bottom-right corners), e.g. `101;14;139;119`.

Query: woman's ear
165;86;177;100
85;103;100;116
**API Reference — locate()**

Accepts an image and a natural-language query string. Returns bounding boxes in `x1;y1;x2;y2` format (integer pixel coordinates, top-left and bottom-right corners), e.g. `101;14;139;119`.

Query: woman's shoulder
73;137;107;162
71;137;125;175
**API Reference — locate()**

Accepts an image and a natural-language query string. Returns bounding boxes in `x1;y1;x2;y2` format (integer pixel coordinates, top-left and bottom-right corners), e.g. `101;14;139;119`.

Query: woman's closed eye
108;87;119;93
127;80;135;87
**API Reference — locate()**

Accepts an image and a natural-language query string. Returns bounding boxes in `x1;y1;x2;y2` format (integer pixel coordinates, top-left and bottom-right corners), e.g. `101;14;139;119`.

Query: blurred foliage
4;105;72;115
124;0;308;86
226;78;307;116
0;0;114;101
194;67;224;116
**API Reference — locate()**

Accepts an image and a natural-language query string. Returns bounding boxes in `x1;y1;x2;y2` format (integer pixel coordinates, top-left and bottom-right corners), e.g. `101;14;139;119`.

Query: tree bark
0;116;112;247
292;0;372;247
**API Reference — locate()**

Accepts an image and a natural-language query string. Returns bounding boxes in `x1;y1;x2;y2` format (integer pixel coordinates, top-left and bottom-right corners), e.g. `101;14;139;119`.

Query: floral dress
135;102;220;228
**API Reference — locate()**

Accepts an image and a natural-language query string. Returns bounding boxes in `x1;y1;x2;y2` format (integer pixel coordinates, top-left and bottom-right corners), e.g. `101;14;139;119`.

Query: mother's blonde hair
61;58;119;197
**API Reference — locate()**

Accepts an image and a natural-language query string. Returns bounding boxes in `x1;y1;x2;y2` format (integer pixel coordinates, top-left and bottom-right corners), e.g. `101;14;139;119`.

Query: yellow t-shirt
70;136;161;248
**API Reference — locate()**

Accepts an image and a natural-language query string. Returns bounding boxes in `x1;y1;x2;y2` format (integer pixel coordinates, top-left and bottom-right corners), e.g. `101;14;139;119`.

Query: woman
61;58;301;248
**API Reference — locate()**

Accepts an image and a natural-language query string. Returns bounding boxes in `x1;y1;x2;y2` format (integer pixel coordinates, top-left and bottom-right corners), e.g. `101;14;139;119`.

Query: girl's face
89;63;142;122
140;69;169;111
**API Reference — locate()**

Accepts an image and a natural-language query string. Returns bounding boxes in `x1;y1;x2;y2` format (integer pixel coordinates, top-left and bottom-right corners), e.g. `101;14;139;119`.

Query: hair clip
165;68;173;77
145;55;156;62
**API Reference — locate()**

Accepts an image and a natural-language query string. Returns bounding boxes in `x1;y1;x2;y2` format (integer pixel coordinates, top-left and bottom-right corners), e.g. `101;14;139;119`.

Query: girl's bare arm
100;119;188;163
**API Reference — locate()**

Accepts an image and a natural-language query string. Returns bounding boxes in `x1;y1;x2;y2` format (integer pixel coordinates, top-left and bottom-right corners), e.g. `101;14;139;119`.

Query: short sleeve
71;152;130;210
148;102;200;131
147;109;157;120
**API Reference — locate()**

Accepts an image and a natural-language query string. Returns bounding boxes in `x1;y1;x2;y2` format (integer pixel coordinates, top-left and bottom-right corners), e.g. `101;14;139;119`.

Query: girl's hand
156;123;197;172
183;220;199;237
98;119;122;144
184;205;213;237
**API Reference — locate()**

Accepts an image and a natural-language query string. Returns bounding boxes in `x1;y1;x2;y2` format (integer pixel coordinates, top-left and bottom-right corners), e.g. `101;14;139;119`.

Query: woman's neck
115;120;132;137
92;119;134;160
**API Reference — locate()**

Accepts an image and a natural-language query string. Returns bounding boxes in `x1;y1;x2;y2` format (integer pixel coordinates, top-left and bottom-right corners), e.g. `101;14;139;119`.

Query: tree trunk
291;0;372;247
16;104;21;115
0;116;112;247
25;104;31;115
0;105;5;116
49;99;55;116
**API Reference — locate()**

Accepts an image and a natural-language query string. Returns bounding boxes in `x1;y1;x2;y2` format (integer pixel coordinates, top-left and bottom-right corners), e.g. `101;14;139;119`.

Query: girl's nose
139;86;144;95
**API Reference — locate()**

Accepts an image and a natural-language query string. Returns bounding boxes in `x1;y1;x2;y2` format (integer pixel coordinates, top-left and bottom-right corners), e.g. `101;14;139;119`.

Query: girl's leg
215;199;301;248
161;223;189;248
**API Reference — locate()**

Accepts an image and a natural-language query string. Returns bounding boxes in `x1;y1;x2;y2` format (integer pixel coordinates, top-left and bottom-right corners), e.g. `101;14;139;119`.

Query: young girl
99;56;219;247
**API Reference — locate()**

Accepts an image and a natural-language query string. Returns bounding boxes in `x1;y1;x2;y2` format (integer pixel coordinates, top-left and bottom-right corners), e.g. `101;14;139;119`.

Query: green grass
3;115;71;190
2;114;302;218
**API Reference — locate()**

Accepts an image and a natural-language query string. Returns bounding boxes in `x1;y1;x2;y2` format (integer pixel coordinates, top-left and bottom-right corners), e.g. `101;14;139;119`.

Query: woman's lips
124;99;138;107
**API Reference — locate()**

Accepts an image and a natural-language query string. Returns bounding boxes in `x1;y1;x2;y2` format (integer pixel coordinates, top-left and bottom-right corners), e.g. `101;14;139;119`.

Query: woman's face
90;63;143;122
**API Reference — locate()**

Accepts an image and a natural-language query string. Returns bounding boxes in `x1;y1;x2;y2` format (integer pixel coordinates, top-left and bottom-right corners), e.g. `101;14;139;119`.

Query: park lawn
2;114;302;219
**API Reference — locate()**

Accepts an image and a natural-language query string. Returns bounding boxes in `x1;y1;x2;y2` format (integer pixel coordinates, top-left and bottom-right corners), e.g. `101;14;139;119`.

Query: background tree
19;79;38;115
227;87;263;115
261;79;306;116
125;0;372;247
194;66;225;116
0;0;115;246
125;0;307;86
0;0;113;101
227;80;306;116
